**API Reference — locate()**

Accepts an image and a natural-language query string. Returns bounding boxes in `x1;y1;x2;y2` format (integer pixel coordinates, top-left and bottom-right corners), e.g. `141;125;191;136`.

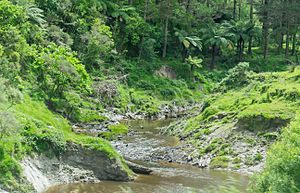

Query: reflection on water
45;119;249;193
120;119;180;147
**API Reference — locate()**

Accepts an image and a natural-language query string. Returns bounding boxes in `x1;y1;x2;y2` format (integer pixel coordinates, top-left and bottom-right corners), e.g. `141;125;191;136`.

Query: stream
45;119;249;193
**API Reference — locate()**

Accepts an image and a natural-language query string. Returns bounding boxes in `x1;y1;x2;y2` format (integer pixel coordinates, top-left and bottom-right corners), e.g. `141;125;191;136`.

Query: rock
62;143;132;181
0;189;9;193
22;143;133;193
125;161;153;175
154;66;177;79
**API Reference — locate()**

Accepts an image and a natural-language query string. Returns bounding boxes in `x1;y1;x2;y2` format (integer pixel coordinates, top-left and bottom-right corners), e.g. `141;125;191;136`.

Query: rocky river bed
45;119;249;193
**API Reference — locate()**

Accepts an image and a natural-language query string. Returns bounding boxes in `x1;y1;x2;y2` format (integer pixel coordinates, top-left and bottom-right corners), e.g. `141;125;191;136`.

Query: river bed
45;119;249;193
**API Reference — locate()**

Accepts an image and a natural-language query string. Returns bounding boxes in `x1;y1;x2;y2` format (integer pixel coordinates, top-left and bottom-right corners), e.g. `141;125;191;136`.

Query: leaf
183;39;190;48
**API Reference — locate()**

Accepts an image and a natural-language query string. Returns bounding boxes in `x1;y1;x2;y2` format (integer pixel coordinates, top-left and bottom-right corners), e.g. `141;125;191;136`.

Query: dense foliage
0;0;299;192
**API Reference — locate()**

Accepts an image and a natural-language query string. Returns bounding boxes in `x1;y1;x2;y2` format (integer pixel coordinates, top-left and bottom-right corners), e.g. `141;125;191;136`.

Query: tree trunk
248;0;254;55
138;0;149;60
162;17;169;58
296;40;299;65
210;45;216;69
239;37;245;61
285;0;290;59
262;0;269;59
233;0;237;20
292;33;296;56
238;0;242;20
278;33;284;54
128;0;133;5
277;13;284;54
285;34;290;58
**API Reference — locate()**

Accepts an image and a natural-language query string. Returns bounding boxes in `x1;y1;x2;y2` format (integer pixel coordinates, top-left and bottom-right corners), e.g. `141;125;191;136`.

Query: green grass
0;96;133;191
99;124;129;140
210;156;230;168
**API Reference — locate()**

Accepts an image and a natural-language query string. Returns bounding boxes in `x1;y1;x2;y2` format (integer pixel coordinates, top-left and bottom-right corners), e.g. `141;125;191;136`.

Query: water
45;119;249;193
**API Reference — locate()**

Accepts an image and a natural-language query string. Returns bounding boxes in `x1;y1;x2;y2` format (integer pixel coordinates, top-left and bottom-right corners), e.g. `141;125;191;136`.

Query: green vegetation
1;96;131;191
210;156;230;169
250;115;300;193
99;124;129;140
0;0;299;192
168;65;300;191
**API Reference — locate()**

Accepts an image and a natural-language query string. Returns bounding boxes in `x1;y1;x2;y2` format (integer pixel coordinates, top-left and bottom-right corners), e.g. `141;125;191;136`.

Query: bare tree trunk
248;0;254;55
210;45;216;69
262;0;269;59
285;33;290;58
128;0;133;5
233;0;237;20
296;40;299;65
285;0;290;59
278;33;284;54
239;37;245;61
277;13;284;54
292;33;296;56
238;0;242;20
138;0;149;59
162;17;169;58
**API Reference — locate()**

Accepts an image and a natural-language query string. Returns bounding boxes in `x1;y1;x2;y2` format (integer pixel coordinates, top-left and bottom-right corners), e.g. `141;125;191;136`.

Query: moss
238;102;293;120
210;156;230;168
99;124;129;140
232;157;242;164
254;153;263;162
76;109;108;123
233;164;241;169
262;132;278;141
2;96;134;190
237;102;294;131
243;137;256;146
245;156;256;166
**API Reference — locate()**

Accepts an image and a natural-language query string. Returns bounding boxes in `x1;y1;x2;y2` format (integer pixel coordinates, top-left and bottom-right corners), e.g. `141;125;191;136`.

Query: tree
80;19;114;68
261;0;270;59
30;44;91;101
248;0;254;55
158;0;175;58
186;56;203;77
201;23;234;69
224;20;259;61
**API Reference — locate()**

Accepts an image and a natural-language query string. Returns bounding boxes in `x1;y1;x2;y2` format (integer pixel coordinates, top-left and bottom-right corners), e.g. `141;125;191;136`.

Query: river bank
44;119;250;193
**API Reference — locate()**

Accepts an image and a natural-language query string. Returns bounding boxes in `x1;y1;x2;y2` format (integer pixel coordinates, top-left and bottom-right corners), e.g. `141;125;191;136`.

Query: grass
210;156;230;168
168;65;300;172
0;96;133;191
99;124;129;140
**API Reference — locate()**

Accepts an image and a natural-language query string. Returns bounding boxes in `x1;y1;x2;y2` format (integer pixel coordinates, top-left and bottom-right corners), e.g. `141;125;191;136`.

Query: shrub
29;44;91;100
250;117;300;193
218;62;252;91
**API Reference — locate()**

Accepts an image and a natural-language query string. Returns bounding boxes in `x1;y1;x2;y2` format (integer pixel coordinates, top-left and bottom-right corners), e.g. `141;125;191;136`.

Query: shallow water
45;119;249;193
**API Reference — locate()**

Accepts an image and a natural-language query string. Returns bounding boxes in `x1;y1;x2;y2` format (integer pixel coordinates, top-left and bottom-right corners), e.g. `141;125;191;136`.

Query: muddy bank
21;143;132;193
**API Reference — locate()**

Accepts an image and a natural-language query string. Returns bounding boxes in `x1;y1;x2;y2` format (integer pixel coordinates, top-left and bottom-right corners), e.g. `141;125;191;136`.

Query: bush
218;62;252;91
250;117;300;193
29;44;91;100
